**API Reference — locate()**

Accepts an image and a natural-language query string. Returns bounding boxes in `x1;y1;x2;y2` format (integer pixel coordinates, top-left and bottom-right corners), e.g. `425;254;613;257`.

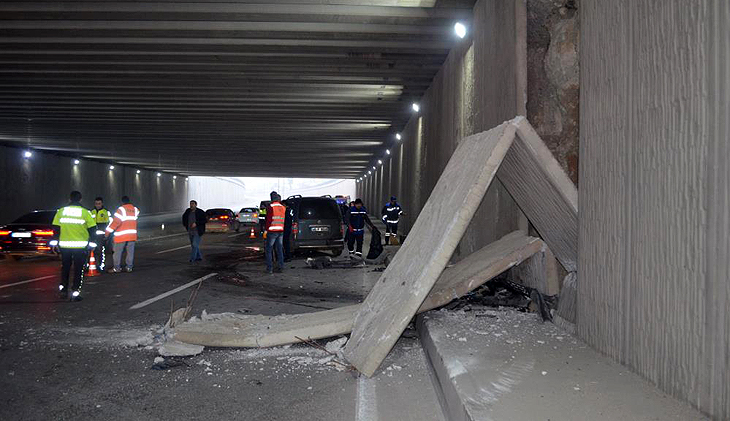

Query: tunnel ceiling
0;1;475;178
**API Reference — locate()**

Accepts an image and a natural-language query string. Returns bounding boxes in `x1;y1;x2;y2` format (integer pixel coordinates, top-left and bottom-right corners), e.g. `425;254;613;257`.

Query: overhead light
368;170;372;175
454;22;467;39
185;178;189;181
23;150;32;159
173;175;177;180
136;169;141;174
156;172;161;177
378;160;383;165
73;159;80;165
412;103;420;112
386;149;391;155
372;166;376;170
395;133;402;141
109;165;115;170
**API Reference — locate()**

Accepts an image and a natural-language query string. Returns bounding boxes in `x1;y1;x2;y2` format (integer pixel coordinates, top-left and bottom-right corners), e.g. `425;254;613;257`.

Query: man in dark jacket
381;196;404;245
346;198;375;257
182;200;207;263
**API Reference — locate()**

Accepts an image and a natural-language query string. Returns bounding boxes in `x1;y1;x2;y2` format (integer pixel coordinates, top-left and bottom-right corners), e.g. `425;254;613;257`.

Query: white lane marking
129;273;217;310
356;375;378;421
155;245;190;254
0;275;56;290
137;232;188;243
227;232;249;238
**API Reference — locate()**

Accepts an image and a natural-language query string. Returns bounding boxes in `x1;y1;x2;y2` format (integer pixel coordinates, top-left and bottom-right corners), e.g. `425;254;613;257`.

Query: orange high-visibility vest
267;202;286;232
106;203;139;243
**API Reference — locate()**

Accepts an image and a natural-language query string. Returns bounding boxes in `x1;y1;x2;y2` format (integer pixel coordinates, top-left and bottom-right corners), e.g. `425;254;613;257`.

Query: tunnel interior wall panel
358;0;527;261
0;145;188;223
579;0;729;419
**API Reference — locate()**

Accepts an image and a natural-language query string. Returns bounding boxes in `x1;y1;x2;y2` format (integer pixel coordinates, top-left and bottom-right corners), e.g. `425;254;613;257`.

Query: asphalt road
0;227;444;421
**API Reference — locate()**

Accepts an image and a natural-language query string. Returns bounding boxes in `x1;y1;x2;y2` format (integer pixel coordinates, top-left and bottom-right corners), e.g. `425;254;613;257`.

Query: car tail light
253;213;258;218
32;230;54;236
220;215;229;220
37;246;51;251
0;230;10;236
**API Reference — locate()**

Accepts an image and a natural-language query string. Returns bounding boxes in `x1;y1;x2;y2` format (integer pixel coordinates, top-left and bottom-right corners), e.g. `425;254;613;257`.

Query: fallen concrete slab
497;118;578;272
418;231;543;313
344;119;521;376
172;231;541;348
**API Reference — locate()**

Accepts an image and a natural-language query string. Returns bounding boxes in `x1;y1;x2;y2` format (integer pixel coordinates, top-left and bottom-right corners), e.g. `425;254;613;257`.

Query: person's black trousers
347;232;364;255
283;228;292;260
385;222;398;244
60;248;87;294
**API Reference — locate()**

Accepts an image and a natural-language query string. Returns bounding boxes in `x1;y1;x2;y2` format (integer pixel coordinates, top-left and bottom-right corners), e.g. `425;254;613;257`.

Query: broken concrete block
511;243;561;296
171;231;540;349
497;118;578;272
173;305;359;348
418;231;543;313
344;118;522;377
555;272;577;332
158;340;204;357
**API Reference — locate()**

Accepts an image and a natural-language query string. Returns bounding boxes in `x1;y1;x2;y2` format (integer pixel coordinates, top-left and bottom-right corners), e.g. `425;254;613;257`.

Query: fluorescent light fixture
109;165;115;170
173;175;177;180
412;103;420;112
368;170;372;174
156;172;161;177
378;160;383;165
23;151;32;158
454;22;467;38
73;159;80;165
136;169;141;174
386;149;391;155
396;133;402;141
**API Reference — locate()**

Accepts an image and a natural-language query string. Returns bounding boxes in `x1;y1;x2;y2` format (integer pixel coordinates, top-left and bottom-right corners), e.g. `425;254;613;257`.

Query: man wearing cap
381;196;404;245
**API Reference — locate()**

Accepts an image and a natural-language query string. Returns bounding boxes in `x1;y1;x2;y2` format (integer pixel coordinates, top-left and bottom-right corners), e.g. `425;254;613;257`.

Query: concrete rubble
164;117;579;378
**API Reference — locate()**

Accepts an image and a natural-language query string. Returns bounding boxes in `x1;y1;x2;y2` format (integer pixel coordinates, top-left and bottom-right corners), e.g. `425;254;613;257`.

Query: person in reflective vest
347;198;375;257
381;196;404;245
265;191;286;273
90;196;110;271
51;190;97;301
105;195;139;273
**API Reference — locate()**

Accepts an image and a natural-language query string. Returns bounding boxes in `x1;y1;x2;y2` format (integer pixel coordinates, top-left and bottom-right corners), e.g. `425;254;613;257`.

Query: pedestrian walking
347;198;374;257
265;191;286;273
381;196;404;245
90;197;110;271
51;190;97;301
182;200;207;263
105;195;139;273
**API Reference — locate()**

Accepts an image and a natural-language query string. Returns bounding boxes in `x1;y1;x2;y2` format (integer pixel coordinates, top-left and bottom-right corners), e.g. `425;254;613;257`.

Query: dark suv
284;196;344;256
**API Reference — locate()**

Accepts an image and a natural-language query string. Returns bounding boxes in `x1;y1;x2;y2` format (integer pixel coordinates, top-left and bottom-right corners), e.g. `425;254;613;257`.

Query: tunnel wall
0;145;189;223
358;0;529;261
579;0;729;419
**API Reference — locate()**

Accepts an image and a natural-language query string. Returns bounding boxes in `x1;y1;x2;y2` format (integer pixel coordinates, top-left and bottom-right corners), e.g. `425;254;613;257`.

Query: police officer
381;196;404;245
347;199;374;257
51;191;97;301
90;196;110;271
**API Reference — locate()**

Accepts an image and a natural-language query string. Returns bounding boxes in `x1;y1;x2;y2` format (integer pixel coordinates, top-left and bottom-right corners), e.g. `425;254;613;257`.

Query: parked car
0;210;59;260
236;207;259;230
205;208;238;233
284;196;344;256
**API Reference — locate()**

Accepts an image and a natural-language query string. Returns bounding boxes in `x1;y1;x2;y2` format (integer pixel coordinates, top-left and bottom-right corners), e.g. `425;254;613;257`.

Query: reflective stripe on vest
268;202;286;232
58;240;89;248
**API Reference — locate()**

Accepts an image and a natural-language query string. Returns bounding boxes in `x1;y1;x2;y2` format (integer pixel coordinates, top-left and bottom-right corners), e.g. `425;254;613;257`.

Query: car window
241;208;256;213
12;211;55;224
206;209;228;216
297;199;340;220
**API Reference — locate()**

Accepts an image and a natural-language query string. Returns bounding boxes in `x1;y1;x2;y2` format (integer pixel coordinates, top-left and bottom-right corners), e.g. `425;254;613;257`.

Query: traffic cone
249;227;256;239
86;251;100;277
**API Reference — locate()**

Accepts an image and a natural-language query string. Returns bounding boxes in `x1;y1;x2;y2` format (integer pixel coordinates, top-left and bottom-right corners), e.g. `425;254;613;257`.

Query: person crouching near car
182;200;207;263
